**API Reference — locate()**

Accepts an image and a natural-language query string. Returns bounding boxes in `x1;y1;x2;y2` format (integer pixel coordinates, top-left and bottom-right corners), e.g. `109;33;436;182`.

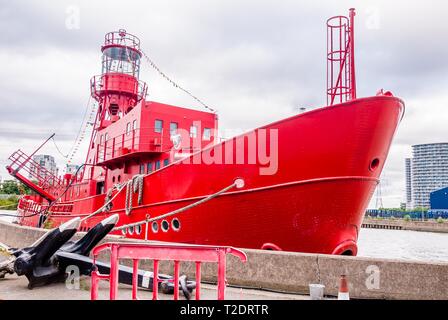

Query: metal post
349;8;357;100
103;139;107;162
173;261;180;300
112;137;116;158
91;270;99;300
132;129;135;152
195;262;201;300
132;259;139;300
217;249;226;300
109;245;119;300
153;260;159;300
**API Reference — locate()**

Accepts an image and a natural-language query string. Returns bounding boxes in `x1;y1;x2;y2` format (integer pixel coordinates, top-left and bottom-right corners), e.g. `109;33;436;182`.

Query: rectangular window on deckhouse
155;120;163;133
170;122;178;136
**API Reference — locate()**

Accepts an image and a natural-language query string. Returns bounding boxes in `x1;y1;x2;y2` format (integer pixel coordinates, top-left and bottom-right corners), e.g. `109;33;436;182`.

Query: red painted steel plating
90;242;247;300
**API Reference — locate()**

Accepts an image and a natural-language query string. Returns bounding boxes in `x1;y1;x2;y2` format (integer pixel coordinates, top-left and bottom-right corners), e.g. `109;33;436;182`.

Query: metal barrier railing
90;242;247;300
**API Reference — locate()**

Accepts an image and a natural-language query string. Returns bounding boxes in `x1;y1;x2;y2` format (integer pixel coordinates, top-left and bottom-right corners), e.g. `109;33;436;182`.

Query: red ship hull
15;95;404;255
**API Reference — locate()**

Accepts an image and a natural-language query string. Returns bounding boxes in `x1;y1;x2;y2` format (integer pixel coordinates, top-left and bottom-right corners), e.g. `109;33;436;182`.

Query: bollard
338;275;350;300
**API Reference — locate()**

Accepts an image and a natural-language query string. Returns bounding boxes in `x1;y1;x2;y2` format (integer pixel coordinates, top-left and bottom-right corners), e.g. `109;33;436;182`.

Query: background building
405;158;412;209
407;143;448;208
65;164;80;175
430;187;448;210
29;154;58;180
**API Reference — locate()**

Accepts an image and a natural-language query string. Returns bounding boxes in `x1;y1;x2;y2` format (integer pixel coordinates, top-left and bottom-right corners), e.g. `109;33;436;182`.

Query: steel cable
114;181;238;232
141;49;217;113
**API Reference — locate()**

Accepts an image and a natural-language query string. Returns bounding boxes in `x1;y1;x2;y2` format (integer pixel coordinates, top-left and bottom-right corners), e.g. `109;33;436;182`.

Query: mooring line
113;180;242;232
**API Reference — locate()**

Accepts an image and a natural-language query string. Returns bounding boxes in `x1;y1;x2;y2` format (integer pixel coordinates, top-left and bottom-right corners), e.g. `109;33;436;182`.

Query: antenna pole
349;8;357;100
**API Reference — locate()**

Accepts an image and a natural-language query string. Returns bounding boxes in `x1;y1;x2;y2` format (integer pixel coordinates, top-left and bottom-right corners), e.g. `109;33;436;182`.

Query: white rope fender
125;175;144;216
114;178;245;232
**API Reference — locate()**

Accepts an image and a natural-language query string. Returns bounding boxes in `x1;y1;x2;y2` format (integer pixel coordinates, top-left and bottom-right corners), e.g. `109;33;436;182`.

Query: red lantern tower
90;29;148;129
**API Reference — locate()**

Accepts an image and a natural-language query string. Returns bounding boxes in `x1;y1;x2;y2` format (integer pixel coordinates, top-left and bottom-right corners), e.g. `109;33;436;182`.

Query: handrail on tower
327;8;356;106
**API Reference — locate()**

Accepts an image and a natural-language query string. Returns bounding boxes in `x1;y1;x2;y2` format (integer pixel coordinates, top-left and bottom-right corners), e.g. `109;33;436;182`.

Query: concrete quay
362;217;448;233
1;220;447;300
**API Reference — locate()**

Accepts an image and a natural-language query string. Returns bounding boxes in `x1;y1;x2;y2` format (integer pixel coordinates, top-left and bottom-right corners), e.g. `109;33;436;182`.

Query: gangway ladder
327;8;357;106
5;134;63;202
90;242;248;300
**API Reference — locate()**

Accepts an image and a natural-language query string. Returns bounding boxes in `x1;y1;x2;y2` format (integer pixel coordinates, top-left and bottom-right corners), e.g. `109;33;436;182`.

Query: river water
1;210;447;262
357;228;448;263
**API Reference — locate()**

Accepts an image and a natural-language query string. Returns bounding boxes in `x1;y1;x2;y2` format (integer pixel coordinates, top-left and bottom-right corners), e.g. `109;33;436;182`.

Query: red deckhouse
6;9;405;255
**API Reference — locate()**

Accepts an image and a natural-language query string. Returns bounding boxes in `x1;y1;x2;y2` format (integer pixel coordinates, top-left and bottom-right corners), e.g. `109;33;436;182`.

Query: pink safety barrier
90;242;247;300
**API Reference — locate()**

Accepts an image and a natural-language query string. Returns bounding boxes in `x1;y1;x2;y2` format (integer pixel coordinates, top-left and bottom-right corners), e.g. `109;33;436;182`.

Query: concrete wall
363;217;448;233
1;220;447;300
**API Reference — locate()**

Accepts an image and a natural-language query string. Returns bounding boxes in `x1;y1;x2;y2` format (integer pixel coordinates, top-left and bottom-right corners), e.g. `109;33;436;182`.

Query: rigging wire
140;49;217;114
51;136;69;158
50;96;96;168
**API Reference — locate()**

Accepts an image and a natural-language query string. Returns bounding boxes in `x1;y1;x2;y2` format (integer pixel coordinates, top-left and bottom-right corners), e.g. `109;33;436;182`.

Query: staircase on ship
6;149;64;202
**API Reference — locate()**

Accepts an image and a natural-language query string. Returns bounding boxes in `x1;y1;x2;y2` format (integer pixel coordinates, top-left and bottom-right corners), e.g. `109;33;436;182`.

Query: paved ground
0;273;310;300
1;248;309;301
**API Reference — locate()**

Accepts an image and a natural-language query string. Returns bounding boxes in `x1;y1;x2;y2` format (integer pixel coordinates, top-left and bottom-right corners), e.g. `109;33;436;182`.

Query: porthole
161;220;169;232
172;218;180;231
112;176;116;183
118;175;121;183
152;221;159;233
370;158;380;171
135;224;142;235
128;226;134;235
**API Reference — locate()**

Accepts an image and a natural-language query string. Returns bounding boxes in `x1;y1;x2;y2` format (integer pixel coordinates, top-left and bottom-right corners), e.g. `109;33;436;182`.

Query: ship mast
327;8;357;105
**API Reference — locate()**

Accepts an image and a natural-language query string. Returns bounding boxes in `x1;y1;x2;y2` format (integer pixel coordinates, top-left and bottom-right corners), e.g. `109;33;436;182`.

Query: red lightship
6;9;404;255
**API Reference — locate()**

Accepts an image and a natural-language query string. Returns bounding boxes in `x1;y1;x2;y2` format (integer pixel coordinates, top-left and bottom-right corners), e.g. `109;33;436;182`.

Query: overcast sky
0;0;447;208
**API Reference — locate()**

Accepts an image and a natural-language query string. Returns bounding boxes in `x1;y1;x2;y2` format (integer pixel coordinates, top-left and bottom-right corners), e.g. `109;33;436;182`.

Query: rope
103;184;120;213
114;181;238;232
141;49;217;113
80;183;126;222
125;175;144;215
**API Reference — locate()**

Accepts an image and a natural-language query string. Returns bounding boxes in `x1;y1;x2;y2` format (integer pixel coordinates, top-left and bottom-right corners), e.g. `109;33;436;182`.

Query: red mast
327;8;357;105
